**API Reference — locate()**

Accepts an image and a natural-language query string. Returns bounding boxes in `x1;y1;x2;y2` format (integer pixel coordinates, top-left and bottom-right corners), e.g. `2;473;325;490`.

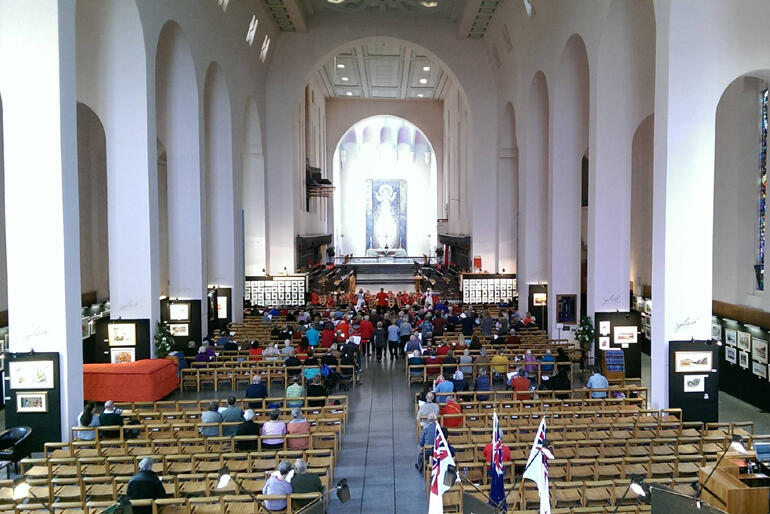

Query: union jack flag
523;418;551;514
490;411;507;511
429;423;456;514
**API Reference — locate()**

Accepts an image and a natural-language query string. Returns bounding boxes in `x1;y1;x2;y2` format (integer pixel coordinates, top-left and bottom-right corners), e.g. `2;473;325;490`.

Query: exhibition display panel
714;315;770;412
593;311;642;379
244;275;307;307
460;273;517;305
668;340;719;423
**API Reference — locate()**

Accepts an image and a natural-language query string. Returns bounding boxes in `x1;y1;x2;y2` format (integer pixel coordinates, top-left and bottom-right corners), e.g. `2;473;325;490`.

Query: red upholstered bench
83;359;179;402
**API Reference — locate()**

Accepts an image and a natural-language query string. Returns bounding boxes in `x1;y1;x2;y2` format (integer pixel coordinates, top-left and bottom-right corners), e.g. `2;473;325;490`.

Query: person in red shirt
425;353;443;376
509;369;532;400
326;295;335;308
336;318;350;339
435;341;450;356
310;291;320;305
483;442;512;470
375;288;389;314
320;325;335;349
359;315;374;356
440;396;463;428
248;341;263;361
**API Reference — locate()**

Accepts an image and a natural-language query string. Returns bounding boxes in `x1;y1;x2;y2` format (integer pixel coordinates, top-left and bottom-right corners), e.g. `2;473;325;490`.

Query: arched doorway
332;115;438;257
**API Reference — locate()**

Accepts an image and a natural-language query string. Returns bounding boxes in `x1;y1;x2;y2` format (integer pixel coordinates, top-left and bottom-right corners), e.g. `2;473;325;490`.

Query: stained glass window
758;88;768;290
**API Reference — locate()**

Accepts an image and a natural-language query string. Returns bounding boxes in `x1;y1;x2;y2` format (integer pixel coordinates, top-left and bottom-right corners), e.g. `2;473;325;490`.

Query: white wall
0;96;5;313
713;77;763;308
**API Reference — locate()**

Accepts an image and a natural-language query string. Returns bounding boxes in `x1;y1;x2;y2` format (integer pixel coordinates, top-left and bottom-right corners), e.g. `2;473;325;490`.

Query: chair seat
25;466;49;478
54;485;82;500
584;486;610;501
652;445;674;456
677;462;700;475
678;444;698;455
627;446;649;457
576;447;600;459
624;464;647;477
554;488;581;503
570;466;595;479
85;484;115;500
596;465;621;479
650;463;674;476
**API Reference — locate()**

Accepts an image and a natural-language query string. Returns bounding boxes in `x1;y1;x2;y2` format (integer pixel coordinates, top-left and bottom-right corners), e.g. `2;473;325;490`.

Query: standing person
461;311;475;337
356;289;366;311
305;323;320;348
399;317;412;356
375;288;389;314
479;311;494;336
359;315;374;357
126;457;166;513
373;321;388;362
387;319;401;360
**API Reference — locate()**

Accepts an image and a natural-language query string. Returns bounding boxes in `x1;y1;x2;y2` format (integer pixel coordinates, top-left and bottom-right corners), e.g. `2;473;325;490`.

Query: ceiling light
419;78;428;84
346;92;353;96
337;63;345;69
423;66;431;71
417;94;424;98
341;77;349;81
327;0;346;3
421;1;439;7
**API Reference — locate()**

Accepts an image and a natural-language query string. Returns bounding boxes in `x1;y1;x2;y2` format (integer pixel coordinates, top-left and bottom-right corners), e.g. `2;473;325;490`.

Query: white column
0;0;83;437
650;1;714;408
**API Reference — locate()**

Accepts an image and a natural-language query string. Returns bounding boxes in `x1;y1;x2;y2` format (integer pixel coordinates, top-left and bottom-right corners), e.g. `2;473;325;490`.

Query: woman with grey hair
261;460;293;511
286;407;310;450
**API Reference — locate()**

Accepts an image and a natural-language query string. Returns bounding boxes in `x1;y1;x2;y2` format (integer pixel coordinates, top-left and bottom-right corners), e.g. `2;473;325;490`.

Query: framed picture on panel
739;350;749;369
725;329;737;347
725;346;737;364
752;338;768;364
737;331;751;352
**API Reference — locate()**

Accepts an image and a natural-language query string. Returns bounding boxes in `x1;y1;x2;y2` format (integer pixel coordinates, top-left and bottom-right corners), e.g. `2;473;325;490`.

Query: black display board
161;299;202;347
527;284;548;333
92;319;151;364
593;311;642;378
714;317;770;412
82;316;110;364
4;352;60;453
668;340;719;423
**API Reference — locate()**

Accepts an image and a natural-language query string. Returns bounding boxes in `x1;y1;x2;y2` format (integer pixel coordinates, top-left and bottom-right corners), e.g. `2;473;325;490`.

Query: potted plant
574;315;595;369
435;246;444;258
154;321;173;359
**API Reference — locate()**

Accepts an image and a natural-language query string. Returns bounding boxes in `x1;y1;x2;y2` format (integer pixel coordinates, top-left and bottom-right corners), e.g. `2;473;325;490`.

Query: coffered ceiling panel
317;39;447;100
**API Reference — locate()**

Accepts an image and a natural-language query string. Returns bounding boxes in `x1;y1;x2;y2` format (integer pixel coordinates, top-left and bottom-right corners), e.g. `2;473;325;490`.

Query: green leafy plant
154;321;173;359
574;316;595;368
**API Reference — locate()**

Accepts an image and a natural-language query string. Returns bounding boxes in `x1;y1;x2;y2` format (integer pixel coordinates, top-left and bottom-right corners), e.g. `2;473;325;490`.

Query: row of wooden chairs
413;396;648;415
114;396;348;413
0;494;322;513
180;365;356;392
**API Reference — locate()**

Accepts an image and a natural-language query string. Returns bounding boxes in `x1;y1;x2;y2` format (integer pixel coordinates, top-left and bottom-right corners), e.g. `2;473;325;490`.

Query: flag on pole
522;418;551;514
428;423;456;514
489;411;507;511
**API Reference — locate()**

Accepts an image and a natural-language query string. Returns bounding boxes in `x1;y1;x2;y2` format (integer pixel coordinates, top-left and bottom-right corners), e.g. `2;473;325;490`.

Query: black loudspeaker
462;492;499;513
650;486;723;513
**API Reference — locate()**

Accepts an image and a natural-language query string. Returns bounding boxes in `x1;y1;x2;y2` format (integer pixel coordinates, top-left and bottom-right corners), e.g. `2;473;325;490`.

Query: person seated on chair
183;340;198;358
248;340;263;361
540;349;556;374
408;350;425;377
459;349;473;375
306;374;327;407
451;369;467;392
509;368;532;401
433;375;454;403
235;409;260;451
281;339;295;359
245;375;268;408
443;350;458;375
220;396;244;436
98;400;124;439
286;407;310;450
261;409;287;450
291;459;324;509
261;460;293;511
586;366;610;398
474;368;491;401
285;377;305;408
440;395;463;428
416;391;439;428
284;353;302;377
416;412;438;473
546;366;572;400
126;457;166;513
491;349;510;379
77;402;100;441
483;439;512;474
199;400;223;437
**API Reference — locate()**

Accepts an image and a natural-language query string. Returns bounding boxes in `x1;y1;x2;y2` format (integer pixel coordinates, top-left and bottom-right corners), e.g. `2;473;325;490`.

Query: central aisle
327;355;428;513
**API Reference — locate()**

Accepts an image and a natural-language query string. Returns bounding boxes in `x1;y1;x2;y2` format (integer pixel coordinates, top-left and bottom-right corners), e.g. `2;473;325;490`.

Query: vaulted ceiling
315;39;449;100
263;0;501;38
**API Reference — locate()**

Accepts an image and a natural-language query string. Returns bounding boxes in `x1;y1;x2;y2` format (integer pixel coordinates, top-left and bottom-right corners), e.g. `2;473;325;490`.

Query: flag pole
502;414;551;507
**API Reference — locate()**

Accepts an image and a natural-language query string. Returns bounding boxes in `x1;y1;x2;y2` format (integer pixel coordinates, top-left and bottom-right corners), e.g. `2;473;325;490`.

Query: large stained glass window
758;88;768;290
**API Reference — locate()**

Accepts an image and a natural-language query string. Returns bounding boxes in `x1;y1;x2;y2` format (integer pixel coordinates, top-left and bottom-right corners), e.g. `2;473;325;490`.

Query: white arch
498;103;518;274
156;20;206;331
518;70;550;314
265;20;497;271
75;0;159;329
243;97;267;277
204;61;235;293
547;34;589;334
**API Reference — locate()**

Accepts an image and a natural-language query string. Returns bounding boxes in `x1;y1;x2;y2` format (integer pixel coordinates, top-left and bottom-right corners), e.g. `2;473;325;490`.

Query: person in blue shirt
305;325;319;347
387;322;400;359
435;301;448;313
215;330;230;347
474;368;491;401
540;349;555;374
433;375;454;403
268;307;281;316
586;367;609;398
420;316;434;340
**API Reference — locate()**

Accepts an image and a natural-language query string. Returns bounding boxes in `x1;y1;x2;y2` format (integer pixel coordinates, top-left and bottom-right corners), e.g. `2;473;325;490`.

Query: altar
365;248;407;258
